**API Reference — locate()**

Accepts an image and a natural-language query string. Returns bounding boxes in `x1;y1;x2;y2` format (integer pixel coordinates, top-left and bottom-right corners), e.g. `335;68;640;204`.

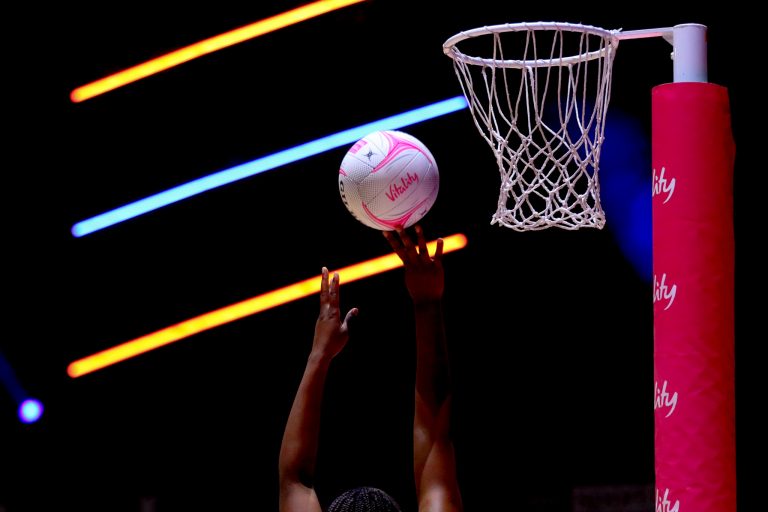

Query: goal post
444;21;737;512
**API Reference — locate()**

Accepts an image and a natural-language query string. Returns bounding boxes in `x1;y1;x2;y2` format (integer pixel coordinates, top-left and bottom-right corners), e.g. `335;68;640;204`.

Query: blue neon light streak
72;96;468;237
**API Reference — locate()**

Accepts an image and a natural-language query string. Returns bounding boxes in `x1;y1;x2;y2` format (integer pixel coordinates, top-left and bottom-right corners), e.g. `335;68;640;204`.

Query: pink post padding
652;82;736;512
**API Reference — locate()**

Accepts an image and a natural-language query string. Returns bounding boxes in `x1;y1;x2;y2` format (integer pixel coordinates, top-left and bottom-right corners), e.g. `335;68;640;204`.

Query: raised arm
384;225;463;512
279;268;358;512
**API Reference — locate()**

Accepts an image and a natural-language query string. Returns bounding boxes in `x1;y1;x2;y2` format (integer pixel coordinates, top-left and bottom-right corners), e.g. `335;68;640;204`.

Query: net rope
446;23;619;230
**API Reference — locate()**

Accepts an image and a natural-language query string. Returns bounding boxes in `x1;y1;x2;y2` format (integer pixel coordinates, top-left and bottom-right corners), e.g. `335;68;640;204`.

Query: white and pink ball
338;130;439;230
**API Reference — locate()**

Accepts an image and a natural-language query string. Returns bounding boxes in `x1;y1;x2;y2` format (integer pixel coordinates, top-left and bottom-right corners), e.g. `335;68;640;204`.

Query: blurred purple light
18;398;44;424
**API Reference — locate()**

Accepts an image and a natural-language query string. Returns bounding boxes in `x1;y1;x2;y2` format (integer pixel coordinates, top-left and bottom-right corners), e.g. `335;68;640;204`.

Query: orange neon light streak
68;234;467;377
70;0;366;103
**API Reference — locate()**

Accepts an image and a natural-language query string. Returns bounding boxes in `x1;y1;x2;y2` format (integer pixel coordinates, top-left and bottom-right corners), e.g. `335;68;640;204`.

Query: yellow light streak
70;0;366;102
68;233;467;377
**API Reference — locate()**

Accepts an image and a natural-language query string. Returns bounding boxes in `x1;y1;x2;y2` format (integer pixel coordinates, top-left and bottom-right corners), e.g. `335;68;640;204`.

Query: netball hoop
443;22;709;231
444;22;619;231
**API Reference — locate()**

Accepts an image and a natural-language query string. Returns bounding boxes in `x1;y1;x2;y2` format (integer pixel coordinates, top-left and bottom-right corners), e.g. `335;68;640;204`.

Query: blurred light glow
18;399;44;424
70;0;367;102
0;349;25;401
600;110;652;281
67;233;468;377
71;96;468;237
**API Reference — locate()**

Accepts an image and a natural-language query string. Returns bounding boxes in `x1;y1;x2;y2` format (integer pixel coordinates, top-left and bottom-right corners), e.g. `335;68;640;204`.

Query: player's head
327;487;401;512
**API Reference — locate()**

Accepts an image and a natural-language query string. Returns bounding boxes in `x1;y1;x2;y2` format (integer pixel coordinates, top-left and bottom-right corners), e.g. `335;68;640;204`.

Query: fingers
329;271;340;308
383;230;407;264
396;226;418;264
415;225;429;262
320;266;329;298
340;307;359;334
344;307;359;322
434;237;444;262
320;267;339;310
384;224;444;264
320;269;347;320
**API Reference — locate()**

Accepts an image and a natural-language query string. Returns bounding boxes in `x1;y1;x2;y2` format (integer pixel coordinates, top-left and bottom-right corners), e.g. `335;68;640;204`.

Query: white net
444;22;620;231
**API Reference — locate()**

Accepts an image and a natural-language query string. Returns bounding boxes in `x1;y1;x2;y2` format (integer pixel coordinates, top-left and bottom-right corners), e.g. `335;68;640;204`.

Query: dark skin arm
384;225;463;512
279;268;358;512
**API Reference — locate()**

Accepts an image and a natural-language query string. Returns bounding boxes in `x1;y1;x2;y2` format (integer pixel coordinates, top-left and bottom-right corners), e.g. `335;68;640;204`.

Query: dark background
3;1;758;510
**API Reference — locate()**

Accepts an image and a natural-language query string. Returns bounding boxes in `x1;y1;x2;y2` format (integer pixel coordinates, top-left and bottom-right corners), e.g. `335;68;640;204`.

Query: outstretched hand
313;267;358;360
383;224;444;305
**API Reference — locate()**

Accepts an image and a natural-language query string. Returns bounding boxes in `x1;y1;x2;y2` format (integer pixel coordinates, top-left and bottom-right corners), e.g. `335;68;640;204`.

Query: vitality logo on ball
385;172;420;202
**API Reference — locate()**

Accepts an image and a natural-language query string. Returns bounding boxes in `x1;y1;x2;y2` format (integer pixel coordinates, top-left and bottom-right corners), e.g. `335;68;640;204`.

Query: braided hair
327;487;402;512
